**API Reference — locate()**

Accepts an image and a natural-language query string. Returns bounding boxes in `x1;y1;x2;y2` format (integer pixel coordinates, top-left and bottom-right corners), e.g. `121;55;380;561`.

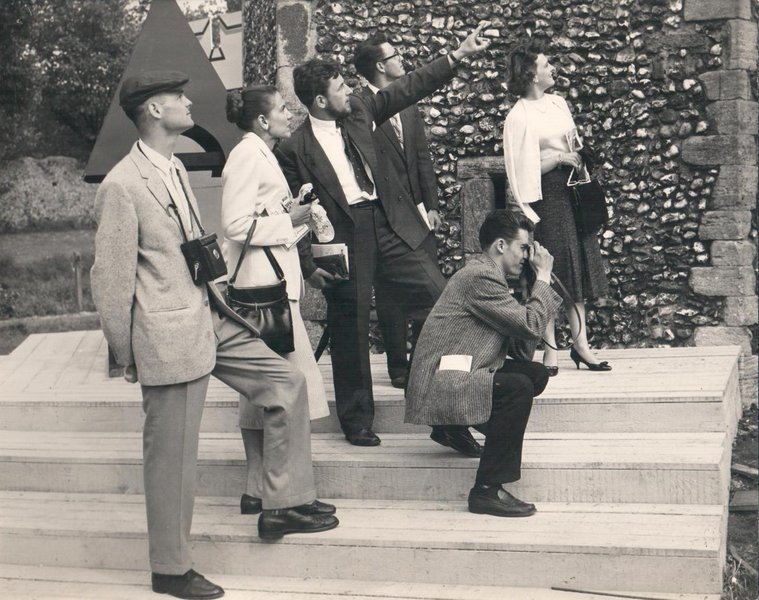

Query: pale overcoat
405;257;563;425
221;132;303;299
91;143;258;386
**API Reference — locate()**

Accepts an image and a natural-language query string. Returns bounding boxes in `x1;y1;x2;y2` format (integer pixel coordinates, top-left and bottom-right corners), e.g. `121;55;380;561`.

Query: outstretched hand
454;21;492;60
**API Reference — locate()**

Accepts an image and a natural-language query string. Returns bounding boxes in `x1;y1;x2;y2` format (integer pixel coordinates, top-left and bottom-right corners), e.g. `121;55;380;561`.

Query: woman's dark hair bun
225;89;244;125
507;42;543;98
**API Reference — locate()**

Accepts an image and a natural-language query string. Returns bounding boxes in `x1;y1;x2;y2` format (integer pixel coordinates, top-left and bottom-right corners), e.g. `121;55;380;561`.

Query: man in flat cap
91;71;338;600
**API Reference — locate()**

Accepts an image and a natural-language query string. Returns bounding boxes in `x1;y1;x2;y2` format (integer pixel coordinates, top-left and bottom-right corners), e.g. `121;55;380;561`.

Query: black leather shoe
390;375;407;389
430;425;483;457
468;485;536;517
243;495;335;516
151;570;224;599
292;499;336;515
240;493;262;515
345;428;381;446
258;508;339;540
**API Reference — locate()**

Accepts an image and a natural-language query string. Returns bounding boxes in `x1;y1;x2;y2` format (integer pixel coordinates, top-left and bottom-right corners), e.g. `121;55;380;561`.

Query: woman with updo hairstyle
502;44;610;375
221;85;330;514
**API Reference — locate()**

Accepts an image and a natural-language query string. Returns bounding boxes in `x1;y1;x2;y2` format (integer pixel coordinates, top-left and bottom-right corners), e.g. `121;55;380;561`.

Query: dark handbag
569;177;609;234
225;220;295;355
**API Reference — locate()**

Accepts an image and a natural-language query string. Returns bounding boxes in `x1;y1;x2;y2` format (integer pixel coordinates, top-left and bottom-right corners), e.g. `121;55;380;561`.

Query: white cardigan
502;93;574;224
221;132;303;300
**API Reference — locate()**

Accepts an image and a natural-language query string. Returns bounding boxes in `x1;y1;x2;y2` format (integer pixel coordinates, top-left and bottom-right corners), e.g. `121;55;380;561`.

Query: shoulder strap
229;218;286;285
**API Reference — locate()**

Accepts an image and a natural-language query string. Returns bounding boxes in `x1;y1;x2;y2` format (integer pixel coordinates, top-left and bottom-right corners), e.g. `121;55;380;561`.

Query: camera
180;233;228;285
300;189;318;205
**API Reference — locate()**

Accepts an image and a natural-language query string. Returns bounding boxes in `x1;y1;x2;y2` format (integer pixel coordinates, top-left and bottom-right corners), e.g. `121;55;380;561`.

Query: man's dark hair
478;209;534;250
354;32;389;83
293;59;342;108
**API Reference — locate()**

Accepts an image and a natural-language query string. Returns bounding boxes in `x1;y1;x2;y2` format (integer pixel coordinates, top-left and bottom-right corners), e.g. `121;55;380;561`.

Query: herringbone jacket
405;256;563;425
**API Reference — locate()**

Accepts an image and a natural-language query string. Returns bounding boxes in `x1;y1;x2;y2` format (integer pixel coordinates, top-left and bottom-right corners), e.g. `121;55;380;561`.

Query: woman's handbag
569;177;609;234
225;220;295;355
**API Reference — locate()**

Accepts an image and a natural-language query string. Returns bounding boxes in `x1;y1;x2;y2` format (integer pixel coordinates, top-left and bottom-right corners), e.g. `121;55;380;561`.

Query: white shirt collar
366;83;380;94
309;114;340;132
138;139;178;176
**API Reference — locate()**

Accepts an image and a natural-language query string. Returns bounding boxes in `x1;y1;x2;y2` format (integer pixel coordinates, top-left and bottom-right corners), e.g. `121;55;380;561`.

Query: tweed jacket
221;132;303;300
405;257;563;425
91;142;258;386
275;56;454;277
354;87;438;215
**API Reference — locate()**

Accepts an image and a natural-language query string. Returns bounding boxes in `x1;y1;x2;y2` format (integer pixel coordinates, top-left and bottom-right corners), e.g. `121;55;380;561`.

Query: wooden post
72;252;84;312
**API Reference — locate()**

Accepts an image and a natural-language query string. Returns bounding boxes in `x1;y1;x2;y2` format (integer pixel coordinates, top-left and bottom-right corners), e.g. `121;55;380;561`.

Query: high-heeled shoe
570;347;611;371
543;350;559;377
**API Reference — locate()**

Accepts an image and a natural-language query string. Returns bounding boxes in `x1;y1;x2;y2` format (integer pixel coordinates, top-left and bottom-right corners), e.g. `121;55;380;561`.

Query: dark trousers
475;360;549;486
324;203;446;434
375;233;439;380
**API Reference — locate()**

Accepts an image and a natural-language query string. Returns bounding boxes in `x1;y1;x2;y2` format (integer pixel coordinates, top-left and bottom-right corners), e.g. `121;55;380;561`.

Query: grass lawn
0;228;96;353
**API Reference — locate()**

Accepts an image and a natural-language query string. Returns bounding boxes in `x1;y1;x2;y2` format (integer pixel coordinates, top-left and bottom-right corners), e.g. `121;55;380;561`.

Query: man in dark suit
276;24;490;446
353;33;442;391
405;210;562;517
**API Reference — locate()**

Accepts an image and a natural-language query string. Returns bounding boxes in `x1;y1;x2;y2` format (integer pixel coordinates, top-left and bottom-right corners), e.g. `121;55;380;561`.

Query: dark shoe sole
258;516;339;540
345;434;381;446
152;586;225;599
468;503;536;517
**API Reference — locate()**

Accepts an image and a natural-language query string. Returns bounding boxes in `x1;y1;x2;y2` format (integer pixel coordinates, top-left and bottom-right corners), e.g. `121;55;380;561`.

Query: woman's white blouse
502;93;576;223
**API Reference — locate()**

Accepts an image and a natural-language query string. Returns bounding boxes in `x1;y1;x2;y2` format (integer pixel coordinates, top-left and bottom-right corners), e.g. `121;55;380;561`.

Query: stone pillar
275;0;317;120
682;0;758;406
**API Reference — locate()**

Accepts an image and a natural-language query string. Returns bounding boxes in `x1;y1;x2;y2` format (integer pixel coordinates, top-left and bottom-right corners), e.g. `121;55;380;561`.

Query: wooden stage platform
0;330;744;599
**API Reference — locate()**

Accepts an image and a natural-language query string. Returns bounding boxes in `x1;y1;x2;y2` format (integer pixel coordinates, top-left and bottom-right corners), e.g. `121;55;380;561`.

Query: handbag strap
229;218;286;286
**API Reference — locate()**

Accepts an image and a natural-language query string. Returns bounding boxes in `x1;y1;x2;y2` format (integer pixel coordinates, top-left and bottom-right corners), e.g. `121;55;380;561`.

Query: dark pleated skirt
532;168;608;302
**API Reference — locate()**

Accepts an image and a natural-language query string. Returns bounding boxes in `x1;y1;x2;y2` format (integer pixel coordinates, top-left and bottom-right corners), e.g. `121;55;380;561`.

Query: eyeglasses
378;52;400;62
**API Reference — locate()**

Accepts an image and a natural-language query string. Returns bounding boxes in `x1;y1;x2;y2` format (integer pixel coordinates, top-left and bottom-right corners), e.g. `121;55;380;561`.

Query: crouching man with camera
404;210;563;517
91;72;337;600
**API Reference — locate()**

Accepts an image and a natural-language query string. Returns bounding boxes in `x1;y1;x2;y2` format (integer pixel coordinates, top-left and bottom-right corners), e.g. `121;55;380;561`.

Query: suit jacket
354;87;438;215
221;132;303;300
275;56;454;277
404;257;563;426
91;142;258;386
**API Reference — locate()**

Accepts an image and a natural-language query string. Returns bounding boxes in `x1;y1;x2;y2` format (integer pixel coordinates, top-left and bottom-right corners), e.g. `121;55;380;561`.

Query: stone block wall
243;0;277;85
248;0;757;400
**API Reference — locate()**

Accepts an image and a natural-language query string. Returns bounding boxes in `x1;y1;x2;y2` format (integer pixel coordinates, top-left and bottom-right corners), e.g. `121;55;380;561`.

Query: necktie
390;114;404;149
336;120;375;196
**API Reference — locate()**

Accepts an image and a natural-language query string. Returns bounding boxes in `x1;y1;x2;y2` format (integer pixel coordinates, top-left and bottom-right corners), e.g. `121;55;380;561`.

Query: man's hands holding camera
527;241;554;284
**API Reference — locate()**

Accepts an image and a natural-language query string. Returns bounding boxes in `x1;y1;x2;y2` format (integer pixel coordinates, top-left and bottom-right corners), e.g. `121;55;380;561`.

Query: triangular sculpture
84;0;240;182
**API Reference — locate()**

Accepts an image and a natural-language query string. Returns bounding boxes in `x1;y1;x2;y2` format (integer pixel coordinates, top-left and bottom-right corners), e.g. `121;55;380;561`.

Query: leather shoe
292;499;336;515
151;570;224;599
390;375;407;389
430;425;482;457
243;494;335;516
240;493;262;515
468;485;536;517
258;508;339;540
345;428;381;446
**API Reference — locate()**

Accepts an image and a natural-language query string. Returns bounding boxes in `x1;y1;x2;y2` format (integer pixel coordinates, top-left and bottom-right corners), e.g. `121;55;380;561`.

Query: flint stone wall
258;0;757;398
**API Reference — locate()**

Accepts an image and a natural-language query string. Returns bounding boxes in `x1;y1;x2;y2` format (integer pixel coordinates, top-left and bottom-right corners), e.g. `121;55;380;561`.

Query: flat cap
119;71;189;112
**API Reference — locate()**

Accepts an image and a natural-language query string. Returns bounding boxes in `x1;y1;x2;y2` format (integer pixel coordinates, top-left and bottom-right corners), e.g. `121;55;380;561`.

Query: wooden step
0;564;722;600
0;492;726;594
0;431;730;504
0;332;742;435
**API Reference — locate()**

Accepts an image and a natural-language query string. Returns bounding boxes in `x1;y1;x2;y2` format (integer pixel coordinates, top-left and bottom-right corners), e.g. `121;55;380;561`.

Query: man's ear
376;61;386;76
314;95;327;109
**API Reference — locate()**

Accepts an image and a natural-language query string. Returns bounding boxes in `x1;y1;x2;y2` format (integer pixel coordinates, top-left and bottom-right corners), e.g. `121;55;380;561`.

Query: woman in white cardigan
222;85;332;516
502;46;610;374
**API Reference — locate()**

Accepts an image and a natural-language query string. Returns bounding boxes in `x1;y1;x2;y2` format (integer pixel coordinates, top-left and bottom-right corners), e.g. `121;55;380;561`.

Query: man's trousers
475;360;549;485
324;203;446;435
141;310;315;575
